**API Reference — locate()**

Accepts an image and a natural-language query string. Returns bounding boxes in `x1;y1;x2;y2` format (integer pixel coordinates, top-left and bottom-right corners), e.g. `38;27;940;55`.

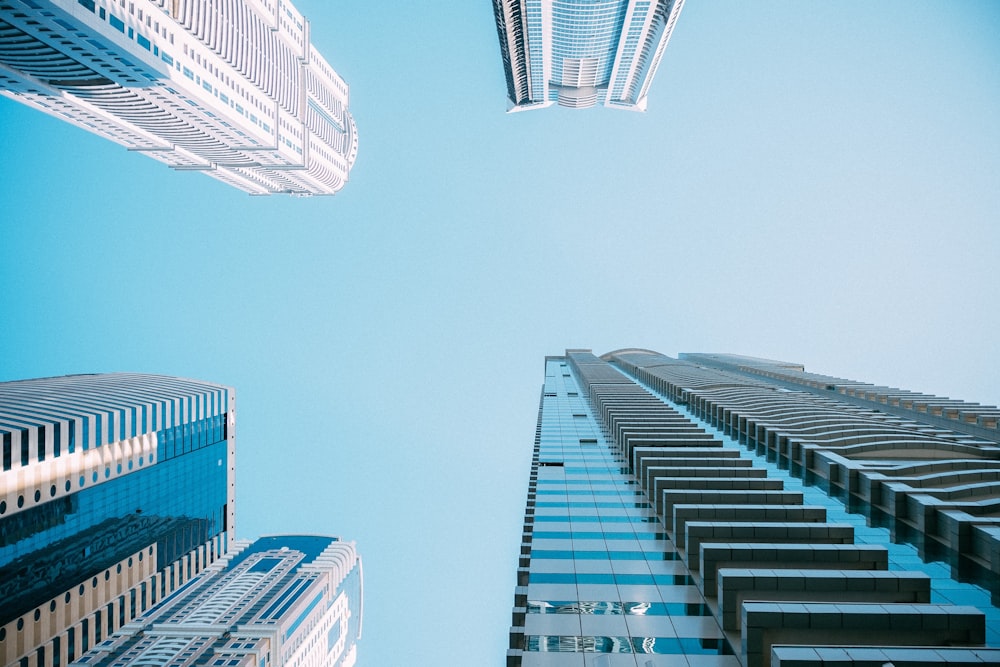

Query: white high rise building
491;0;686;111
0;0;357;195
73;535;363;667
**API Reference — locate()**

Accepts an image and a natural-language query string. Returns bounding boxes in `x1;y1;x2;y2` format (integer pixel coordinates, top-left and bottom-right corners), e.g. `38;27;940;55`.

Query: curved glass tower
491;0;686;111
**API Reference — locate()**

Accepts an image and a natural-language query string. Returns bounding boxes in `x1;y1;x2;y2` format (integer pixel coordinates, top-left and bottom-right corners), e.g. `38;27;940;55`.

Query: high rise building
72;534;363;667
491;0;685;111
0;373;236;667
0;0;357;195
508;349;1000;666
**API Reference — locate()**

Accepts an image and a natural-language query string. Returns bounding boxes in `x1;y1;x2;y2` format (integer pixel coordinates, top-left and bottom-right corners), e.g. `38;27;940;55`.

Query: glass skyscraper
508;349;1000;666
0;0;357;195
491;0;686;111
0;373;236;667
72;535;363;667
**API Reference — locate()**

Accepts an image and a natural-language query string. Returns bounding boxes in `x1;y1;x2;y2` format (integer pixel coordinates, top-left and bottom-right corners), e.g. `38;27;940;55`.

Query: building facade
491;0;685;111
508;349;1000;666
0;373;236;667
0;0;357;195
72;535;363;667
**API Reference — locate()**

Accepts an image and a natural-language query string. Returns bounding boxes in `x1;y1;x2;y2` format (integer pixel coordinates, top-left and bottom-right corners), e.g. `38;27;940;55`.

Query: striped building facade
0;373;236;667
72;535;363;667
508;349;1000;666
0;0;357;195
491;0;685;111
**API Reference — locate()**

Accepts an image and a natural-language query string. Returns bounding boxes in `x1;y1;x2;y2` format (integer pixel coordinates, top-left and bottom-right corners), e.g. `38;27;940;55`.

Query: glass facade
493;0;686;111
509;350;1000;666
0;373;235;667
550;0;629;88
1;441;227;615
511;358;736;665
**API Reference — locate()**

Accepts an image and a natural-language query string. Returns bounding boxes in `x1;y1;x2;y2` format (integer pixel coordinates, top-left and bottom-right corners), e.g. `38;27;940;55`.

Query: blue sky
1;1;999;665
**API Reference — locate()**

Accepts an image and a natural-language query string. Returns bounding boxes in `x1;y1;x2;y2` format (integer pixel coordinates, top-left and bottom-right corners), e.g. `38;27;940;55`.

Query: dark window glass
1;439;227;624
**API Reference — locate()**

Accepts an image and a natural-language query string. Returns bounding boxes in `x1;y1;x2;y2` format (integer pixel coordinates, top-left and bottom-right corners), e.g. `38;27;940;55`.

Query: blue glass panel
284;591;322;640
0;440;228;624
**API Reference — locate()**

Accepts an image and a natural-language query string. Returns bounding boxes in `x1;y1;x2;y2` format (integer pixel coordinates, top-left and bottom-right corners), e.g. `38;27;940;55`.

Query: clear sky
1;1;999;665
